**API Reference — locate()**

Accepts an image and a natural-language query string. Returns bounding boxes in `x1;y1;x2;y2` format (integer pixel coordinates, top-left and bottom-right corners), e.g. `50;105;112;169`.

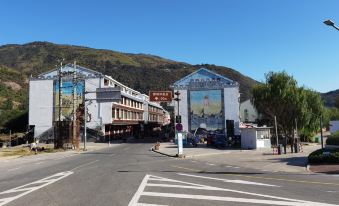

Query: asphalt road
1;140;339;206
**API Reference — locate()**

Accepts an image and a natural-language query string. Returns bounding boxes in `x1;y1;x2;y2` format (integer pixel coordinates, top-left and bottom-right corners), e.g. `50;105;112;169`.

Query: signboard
96;87;121;103
177;133;183;155
149;91;172;102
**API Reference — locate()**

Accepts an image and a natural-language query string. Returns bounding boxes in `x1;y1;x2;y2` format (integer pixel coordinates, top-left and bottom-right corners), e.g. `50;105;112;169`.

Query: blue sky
1;0;339;92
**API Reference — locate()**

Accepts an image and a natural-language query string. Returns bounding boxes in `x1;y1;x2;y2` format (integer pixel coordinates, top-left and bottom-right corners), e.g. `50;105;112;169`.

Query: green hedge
326;137;339;146
308;148;339;164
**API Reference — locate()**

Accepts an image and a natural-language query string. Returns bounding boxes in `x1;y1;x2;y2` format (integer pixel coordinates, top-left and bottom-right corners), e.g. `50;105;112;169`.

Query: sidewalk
0;141;120;162
153;142;321;173
308;164;339;174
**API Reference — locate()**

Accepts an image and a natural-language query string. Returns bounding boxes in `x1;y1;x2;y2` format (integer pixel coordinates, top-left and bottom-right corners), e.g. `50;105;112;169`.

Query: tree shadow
267;156;308;167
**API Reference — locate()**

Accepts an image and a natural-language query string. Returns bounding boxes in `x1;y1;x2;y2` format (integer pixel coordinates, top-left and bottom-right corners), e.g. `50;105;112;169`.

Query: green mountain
0;41;258;132
321;89;339;107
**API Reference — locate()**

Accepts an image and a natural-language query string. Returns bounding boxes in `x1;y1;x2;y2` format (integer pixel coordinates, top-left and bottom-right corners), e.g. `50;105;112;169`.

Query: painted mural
54;79;84;121
190;90;223;132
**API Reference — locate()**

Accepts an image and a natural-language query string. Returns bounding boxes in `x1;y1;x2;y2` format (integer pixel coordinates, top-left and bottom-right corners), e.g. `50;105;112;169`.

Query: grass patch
0;147;32;157
0;146;64;158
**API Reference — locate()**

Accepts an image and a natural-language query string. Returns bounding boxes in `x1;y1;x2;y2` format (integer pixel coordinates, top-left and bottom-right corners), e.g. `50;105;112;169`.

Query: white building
241;126;271;149
330;120;339;134
172;68;240;137
29;64;166;143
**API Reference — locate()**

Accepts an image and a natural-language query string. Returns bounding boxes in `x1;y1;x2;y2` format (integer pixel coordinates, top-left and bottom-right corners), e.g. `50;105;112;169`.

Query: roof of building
172;68;238;90
33;63;104;80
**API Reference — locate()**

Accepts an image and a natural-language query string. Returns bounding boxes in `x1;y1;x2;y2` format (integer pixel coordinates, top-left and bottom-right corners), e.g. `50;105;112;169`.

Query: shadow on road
268;156;307;167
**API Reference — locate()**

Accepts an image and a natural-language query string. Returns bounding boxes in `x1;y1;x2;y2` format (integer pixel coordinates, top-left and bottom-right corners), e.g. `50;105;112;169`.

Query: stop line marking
129;174;338;206
0;171;73;206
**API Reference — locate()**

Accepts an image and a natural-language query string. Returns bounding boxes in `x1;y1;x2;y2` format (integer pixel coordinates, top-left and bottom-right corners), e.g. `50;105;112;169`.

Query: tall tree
252;71;324;141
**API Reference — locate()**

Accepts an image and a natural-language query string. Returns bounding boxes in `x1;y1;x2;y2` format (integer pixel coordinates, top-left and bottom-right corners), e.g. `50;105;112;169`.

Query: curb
306;164;312;173
151;147;185;158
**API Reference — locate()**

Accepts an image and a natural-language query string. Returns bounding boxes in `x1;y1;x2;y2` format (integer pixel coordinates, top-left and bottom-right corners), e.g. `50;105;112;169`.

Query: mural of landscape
190;90;223;132
54;79;84;121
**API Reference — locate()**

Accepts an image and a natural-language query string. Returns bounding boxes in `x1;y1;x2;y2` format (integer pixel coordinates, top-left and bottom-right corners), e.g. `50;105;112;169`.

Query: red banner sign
149;91;173;102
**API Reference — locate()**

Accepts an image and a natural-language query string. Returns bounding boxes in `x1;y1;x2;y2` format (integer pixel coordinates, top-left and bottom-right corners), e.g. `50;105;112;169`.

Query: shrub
329;131;339;138
326;137;339;146
326;131;339;145
308;148;339;164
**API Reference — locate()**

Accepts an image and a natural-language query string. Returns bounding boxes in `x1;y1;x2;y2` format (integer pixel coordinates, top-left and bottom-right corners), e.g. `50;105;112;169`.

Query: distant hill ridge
321;89;339;107
0;41;258;102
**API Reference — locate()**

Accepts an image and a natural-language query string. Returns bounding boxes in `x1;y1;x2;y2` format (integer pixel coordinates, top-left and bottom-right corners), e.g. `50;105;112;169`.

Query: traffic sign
149;91;173;102
96;87;121;103
176;115;181;123
176;123;183;132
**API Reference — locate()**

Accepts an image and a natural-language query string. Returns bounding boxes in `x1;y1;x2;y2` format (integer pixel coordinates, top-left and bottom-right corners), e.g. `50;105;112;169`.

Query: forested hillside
0;41;259;132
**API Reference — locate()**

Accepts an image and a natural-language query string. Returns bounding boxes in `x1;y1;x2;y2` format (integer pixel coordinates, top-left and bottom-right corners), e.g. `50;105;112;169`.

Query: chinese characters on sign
149;91;173;102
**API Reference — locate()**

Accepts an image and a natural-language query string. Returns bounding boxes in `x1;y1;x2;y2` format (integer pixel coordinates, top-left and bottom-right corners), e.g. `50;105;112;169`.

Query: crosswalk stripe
141;192;330;206
177;173;278;187
129;174;338;206
0;171;73;206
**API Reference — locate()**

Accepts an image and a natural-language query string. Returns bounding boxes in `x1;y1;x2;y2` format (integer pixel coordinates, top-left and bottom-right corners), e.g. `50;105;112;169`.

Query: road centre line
53;154;77;160
123;147;130;151
177;173;278;187
7;167;21;172
71;160;99;171
226;165;240;168
171;165;201;172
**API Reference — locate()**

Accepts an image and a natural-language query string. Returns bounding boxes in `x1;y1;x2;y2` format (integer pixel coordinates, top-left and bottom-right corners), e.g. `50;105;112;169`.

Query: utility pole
56;60;63;149
274;116;278;146
173;91;181;156
9;130;11;147
72;61;78;149
83;78;88;151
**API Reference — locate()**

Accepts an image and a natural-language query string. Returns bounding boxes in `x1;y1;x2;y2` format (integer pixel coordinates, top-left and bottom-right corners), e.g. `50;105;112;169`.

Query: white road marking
34;162;43;165
130;174;337;206
206;163;215;166
326;190;339;193
128;174;150;206
110;154;116;157
123;147;130;151
177;173;278;187
0;171;73;206
70;160;99;171
7;167;21;172
226;165;239;168
142;192;325;206
53;154;77;160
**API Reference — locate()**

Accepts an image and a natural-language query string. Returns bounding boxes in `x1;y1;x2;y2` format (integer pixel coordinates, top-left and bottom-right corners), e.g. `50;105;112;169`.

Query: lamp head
324;19;335;26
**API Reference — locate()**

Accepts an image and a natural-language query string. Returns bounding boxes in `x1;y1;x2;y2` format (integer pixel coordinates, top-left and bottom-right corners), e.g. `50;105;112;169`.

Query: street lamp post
321;19;338;149
324;19;339;31
320;114;324;149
